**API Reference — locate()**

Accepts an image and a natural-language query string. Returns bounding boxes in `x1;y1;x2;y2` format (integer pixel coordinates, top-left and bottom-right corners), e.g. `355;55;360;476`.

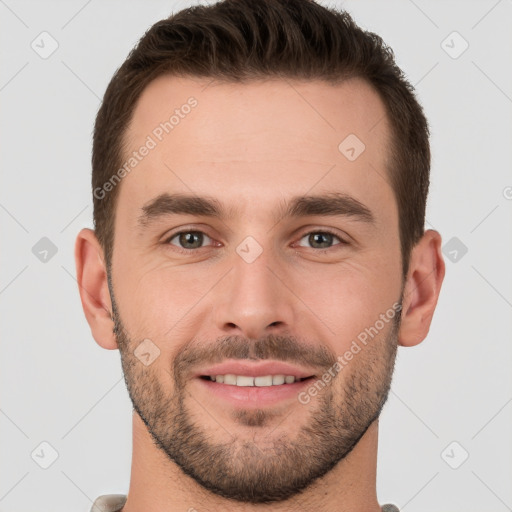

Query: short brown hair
92;0;430;277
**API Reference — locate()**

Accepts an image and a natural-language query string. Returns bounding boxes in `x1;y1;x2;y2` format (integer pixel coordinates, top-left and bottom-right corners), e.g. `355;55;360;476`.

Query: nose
212;246;295;340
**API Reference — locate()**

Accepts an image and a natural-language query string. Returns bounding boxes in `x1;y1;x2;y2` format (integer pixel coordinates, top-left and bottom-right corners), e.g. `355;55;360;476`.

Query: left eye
167;231;213;250
297;231;344;250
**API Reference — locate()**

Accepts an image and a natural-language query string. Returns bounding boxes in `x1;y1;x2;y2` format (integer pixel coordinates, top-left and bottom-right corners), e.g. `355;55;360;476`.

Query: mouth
193;361;317;407
199;374;314;386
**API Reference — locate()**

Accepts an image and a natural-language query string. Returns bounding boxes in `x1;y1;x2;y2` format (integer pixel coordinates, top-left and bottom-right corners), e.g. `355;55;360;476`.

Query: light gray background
1;1;511;511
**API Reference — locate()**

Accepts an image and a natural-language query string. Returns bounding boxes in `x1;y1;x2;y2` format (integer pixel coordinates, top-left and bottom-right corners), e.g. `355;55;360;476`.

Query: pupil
180;232;202;248
310;232;332;248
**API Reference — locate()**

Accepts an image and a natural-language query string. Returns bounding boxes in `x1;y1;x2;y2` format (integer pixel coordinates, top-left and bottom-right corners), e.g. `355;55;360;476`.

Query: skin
75;76;445;512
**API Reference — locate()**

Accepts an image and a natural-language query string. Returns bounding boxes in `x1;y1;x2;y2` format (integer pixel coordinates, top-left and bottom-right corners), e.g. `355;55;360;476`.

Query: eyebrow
137;192;376;229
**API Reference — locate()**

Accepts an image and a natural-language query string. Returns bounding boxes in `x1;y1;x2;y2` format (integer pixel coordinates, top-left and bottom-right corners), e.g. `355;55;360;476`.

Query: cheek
291;259;401;352
114;259;218;338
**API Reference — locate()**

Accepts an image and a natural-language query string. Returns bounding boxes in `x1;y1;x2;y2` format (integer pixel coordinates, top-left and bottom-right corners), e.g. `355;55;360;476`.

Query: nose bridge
213;239;294;338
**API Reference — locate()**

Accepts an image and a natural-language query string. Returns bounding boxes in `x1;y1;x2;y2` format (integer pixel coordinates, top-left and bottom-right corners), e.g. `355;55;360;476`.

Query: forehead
119;75;395;226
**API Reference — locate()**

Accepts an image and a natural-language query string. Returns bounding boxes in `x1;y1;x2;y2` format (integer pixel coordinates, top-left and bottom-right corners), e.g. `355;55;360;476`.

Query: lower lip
195;377;314;407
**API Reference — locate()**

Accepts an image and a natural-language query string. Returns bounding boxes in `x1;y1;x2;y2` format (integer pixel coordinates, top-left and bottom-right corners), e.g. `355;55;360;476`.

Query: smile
201;374;312;386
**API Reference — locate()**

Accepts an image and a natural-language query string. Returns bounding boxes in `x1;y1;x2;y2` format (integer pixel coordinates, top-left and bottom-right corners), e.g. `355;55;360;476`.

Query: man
75;0;445;510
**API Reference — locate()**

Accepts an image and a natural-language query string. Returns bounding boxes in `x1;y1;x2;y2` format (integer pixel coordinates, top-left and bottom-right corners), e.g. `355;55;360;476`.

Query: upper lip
194;360;317;379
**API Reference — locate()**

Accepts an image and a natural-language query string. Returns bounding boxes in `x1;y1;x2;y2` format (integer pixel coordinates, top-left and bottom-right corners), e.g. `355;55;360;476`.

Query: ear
74;228;118;350
398;229;445;347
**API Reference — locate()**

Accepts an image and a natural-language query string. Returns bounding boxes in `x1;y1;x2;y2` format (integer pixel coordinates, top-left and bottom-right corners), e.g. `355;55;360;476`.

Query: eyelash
163;228;348;255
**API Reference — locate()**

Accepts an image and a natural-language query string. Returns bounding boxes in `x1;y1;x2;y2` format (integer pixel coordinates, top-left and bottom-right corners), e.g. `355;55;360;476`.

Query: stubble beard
112;293;400;504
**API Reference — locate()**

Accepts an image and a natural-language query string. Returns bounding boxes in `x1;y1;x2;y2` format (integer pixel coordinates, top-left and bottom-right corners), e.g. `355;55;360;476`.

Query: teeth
208;374;305;387
236;375;254;387
272;375;285;385
255;375;273;387
223;374;237;385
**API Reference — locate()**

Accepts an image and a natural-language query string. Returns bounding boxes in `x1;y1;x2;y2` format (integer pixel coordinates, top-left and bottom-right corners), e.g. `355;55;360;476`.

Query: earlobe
74;228;118;350
398;229;446;347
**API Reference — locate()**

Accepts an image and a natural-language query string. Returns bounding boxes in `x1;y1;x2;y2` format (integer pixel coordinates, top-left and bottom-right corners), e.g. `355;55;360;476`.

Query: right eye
165;230;214;250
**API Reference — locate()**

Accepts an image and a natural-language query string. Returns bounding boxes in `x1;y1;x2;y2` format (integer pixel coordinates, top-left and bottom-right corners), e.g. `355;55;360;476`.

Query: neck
120;413;382;512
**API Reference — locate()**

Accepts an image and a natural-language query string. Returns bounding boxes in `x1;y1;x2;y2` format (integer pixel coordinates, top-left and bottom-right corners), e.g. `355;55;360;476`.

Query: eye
166;230;213;250
296;231;346;250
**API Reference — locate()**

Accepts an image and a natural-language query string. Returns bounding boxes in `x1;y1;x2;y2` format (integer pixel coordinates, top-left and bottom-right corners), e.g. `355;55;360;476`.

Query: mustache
172;334;338;379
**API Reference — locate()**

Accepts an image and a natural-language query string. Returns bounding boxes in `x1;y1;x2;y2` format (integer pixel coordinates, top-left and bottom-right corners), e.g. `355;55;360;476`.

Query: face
110;76;404;503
